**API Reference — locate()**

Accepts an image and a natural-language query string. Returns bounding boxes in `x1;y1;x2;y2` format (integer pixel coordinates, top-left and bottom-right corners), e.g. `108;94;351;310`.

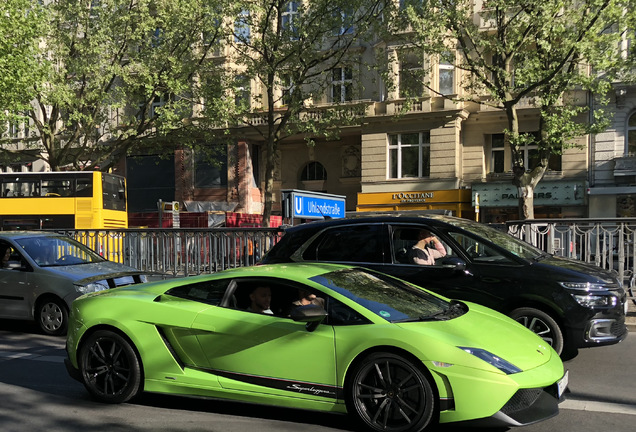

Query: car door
192;277;339;401
0;242;33;319
384;224;525;310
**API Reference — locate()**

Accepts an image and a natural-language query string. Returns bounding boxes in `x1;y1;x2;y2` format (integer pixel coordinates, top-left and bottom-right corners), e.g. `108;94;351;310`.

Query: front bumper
446;372;567;428
567;311;628;349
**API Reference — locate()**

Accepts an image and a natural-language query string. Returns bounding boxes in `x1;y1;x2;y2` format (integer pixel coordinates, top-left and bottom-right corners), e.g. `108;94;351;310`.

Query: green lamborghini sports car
65;263;568;432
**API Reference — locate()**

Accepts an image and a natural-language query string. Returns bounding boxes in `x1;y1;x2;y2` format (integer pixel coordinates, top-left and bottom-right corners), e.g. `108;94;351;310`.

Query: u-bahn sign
281;189;346;221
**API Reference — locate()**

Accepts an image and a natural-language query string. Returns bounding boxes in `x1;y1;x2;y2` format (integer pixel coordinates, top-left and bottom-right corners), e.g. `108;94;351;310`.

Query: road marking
562;399;636;416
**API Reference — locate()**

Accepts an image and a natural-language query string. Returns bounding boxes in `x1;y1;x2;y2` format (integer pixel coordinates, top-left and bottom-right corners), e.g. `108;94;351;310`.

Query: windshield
15;235;105;267
310;268;452;322
440;217;544;259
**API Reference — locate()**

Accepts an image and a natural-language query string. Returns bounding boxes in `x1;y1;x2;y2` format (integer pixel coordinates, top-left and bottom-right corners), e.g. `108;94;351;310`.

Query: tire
346;352;435;432
79;330;142;404
510;307;564;355
36;297;68;336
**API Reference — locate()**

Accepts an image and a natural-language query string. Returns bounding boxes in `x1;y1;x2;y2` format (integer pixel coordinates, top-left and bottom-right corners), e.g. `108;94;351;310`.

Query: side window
306;225;384;263
447;231;515;264
0;241;22;269
232;279;321;318
391;226;453;265
327;297;371;326
166;279;230;305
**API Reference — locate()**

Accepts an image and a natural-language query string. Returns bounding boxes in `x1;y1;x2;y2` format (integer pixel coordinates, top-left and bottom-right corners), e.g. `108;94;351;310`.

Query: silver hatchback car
0;231;147;335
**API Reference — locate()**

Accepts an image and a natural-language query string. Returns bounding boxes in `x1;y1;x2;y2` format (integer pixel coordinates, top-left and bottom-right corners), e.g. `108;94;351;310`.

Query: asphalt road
0;319;635;432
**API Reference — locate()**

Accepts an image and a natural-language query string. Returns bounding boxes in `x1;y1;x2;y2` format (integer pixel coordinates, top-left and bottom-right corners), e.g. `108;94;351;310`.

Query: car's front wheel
510;307;564;355
79;330;142;403
346;352;435;432
36;297;68;336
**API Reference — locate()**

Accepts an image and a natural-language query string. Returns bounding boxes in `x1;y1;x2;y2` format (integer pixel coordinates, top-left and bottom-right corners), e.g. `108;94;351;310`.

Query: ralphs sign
282;189;346;221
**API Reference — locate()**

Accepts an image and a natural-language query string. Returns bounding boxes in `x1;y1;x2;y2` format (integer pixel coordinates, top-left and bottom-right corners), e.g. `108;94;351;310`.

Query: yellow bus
0;171;128;230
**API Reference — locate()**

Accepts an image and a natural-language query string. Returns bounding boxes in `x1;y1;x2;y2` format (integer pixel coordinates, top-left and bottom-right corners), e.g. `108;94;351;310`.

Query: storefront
472;179;587;222
356;189;474;219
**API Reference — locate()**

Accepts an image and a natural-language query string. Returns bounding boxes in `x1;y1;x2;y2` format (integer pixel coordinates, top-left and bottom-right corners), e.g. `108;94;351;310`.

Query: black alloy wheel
79;330;142;403
347;352;435;432
36;297;68;336
510;307;564;355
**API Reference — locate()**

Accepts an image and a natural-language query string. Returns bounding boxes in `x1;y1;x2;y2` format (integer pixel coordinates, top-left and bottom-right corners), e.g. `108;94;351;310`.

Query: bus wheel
36;297;68;336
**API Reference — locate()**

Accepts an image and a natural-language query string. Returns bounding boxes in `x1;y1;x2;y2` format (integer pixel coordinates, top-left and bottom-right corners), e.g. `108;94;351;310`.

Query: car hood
397;302;554;372
534;255;619;285
42;261;145;286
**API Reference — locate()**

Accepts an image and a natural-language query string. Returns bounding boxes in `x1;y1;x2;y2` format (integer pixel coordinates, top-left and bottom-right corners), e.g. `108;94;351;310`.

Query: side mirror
440;257;467;273
290;304;328;332
7;261;24;270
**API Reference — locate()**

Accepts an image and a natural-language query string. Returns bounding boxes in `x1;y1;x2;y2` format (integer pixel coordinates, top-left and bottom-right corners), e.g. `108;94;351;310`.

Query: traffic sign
282;189;346;221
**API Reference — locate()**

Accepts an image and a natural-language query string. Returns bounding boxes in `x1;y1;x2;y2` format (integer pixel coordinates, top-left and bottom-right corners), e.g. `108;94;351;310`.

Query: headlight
559;282;619;307
559;282;612;291
459;347;522;374
75;282;109;294
570;293;618;307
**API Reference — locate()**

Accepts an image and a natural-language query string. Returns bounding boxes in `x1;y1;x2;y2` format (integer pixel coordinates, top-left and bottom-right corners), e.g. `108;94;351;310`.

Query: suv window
447;231;516;264
305;225;384;263
391;226;454;265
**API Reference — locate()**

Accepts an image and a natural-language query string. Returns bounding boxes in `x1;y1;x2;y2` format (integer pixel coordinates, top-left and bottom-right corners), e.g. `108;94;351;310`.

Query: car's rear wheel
510;307;564;355
79;330;142;403
346;352;435;432
36;297;68;336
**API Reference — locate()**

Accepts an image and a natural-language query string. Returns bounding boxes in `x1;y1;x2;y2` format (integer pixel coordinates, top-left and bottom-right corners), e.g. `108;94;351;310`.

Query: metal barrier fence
62;228;284;278
59;218;636;287
506;218;636;287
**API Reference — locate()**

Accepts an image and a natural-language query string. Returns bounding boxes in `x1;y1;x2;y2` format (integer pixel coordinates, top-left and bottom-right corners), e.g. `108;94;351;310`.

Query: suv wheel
510;307;564;355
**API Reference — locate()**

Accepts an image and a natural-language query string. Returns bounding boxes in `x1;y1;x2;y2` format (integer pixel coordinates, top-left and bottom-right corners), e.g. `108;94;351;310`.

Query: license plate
557;370;569;398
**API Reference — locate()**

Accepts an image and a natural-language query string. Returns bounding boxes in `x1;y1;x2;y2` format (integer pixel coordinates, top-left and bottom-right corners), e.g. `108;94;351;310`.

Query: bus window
76;177;93;197
3;179;40;197
102;174;126;211
41;179;72;197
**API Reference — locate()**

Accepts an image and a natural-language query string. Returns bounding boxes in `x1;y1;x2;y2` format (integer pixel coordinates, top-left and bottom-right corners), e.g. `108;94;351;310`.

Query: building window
491;133;505;173
282;1;299;39
438;53;454;95
388;132;430;179
332;7;354;35
8;121;20;138
138;94;169;120
281;73;294;106
234;75;251;109
627;112;636;156
399;51;423;98
491;132;561;172
301;161;327;181
150;28;164;48
195;151;228;187
235;9;250;43
331;67;353;102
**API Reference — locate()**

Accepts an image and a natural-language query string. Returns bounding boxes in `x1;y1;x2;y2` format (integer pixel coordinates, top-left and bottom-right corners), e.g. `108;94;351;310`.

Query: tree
198;0;387;225
399;0;632;219
0;0;225;171
0;0;47;129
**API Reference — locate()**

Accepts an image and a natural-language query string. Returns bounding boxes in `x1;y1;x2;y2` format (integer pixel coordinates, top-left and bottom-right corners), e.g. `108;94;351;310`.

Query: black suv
262;215;628;355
